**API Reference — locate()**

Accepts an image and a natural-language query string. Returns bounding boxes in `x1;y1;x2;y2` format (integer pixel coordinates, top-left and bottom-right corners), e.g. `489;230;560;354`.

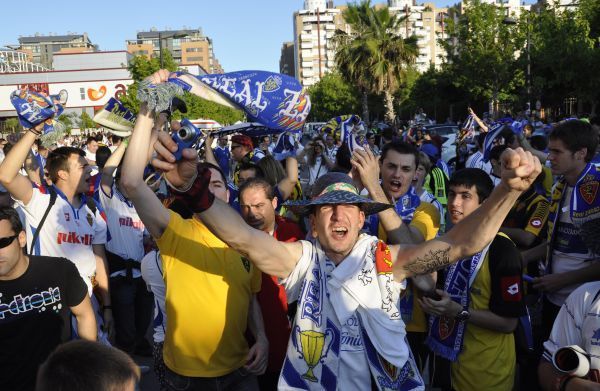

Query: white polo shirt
16;185;107;294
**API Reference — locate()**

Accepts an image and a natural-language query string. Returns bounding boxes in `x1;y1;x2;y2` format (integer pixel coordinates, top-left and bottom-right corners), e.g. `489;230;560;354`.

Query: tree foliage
440;0;526;107
334;0;418;123
306;72;361;121
120;50;244;125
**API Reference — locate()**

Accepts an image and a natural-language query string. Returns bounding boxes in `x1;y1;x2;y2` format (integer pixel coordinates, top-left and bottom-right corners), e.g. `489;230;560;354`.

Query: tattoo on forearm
404;246;451;275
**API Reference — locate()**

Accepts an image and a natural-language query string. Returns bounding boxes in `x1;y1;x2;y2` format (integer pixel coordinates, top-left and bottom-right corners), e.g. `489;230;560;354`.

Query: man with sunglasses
0;126;113;342
0;206;96;391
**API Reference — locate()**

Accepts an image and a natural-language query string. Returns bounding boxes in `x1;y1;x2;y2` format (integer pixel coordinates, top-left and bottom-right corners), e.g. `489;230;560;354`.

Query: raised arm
100;139;127;195
119;100;171;238
468;107;488;133
391;148;541;282
0;130;40;203
203;133;219;167
199;194;302;278
276;156;299;201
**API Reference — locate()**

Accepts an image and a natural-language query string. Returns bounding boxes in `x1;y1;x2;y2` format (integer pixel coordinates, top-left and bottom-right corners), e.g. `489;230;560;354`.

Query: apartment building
126;28;223;74
13;33;95;69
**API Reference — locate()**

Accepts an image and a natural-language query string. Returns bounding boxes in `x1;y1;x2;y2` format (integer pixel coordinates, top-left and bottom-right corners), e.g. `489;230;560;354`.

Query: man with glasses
0;206;96;391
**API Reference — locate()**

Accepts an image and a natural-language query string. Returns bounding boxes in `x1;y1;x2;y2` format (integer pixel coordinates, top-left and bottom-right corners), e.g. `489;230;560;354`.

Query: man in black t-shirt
0;207;96;391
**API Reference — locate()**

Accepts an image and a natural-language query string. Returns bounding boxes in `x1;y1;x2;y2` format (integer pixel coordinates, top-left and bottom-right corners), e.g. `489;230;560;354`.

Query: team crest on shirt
580;180;599;205
64;213;70;222
86;212;93;227
241;257;251;273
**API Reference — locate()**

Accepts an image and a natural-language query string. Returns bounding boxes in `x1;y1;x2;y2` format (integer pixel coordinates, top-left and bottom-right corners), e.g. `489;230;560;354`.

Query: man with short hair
524;120;600;340
121;104;268;391
239;177;304;390
0;206;96;391
420;168;526;391
36;340;140;391
214;135;231;179
0;129;113;341
84;136;99;166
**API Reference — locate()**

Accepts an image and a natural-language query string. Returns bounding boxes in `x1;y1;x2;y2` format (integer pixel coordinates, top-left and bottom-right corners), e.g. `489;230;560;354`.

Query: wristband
28;128;42;137
172;167;214;213
165;171;198;193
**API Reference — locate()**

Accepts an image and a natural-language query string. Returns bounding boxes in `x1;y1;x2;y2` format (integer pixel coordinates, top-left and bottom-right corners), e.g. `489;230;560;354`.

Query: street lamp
158;31;188;69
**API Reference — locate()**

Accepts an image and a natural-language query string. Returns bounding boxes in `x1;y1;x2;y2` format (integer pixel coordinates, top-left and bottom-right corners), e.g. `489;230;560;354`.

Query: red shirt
258;215;304;373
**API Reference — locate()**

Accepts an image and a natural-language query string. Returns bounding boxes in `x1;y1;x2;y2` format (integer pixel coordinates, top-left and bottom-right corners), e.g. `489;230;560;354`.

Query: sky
1;0;531;73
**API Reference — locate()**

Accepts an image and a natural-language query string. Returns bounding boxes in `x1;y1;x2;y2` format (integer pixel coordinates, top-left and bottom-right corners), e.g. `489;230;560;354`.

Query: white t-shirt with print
282;240;370;390
16;186;107;294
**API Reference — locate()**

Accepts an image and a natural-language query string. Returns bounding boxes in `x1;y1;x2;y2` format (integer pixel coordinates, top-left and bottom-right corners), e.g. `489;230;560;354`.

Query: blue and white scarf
425;245;490;361
280;235;423;390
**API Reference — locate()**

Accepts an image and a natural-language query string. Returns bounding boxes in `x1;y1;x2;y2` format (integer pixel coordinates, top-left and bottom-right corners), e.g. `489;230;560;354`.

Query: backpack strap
29;187;57;255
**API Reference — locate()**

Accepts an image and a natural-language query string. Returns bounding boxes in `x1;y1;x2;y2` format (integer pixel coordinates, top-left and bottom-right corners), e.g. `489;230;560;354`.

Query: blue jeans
164;366;259;391
110;276;154;352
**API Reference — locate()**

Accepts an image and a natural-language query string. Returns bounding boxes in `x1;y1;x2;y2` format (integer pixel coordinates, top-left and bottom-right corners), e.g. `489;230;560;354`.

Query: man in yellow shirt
120;102;267;391
420;168;526;391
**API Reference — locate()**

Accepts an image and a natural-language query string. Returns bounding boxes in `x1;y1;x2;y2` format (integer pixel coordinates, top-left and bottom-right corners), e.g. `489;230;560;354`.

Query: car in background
424;124;459;166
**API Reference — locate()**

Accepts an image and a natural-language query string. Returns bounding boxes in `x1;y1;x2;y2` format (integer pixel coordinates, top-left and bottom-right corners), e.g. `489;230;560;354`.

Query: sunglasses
0;234;18;249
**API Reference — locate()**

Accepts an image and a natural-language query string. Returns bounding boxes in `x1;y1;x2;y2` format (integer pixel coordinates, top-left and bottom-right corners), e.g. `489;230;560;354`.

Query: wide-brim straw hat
284;172;392;216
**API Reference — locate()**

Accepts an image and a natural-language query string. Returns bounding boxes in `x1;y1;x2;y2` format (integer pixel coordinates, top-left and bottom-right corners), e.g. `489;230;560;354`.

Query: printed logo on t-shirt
530;218;542;228
64;213;70;222
501;276;522;301
57;232;93;245
0;287;62;320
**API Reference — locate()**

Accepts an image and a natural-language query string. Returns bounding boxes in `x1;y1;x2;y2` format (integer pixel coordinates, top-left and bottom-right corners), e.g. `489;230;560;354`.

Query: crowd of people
0;69;599;391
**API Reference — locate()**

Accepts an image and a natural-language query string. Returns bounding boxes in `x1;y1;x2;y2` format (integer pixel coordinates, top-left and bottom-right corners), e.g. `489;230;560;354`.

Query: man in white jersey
98;139;152;355
538;282;600;390
0;129;113;339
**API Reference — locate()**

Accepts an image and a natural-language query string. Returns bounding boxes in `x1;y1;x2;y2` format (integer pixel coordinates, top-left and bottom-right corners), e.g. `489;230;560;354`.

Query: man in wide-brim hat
122;69;542;391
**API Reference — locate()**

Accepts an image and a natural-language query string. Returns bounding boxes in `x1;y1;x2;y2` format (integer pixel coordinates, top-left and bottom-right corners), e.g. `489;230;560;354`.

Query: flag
10;88;65;132
482;123;505;162
139;70;311;134
93;98;136;137
272;132;296;160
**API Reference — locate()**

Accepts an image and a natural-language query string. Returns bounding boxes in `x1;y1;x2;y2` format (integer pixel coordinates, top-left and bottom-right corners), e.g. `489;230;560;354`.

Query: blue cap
420;143;439;159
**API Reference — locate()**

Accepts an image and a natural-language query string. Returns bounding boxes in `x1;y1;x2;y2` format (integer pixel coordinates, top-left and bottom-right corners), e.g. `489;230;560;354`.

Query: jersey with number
16;185;107;294
98;183;145;278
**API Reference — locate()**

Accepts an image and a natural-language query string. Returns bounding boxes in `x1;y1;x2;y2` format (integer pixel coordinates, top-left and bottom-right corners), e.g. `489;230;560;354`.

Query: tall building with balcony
293;0;347;87
388;1;449;72
126;28;223;74
13;33;95;69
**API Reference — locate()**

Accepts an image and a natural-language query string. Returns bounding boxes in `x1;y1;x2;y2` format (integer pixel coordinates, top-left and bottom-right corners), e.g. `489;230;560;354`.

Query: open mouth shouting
331;226;349;239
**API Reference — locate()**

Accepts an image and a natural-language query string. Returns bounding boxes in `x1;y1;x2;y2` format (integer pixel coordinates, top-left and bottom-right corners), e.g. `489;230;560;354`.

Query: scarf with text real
425;244;491;361
279;235;423;390
546;163;600;268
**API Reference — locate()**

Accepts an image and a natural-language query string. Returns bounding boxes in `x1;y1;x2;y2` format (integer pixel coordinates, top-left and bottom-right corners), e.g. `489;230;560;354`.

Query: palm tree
334;1;419;124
